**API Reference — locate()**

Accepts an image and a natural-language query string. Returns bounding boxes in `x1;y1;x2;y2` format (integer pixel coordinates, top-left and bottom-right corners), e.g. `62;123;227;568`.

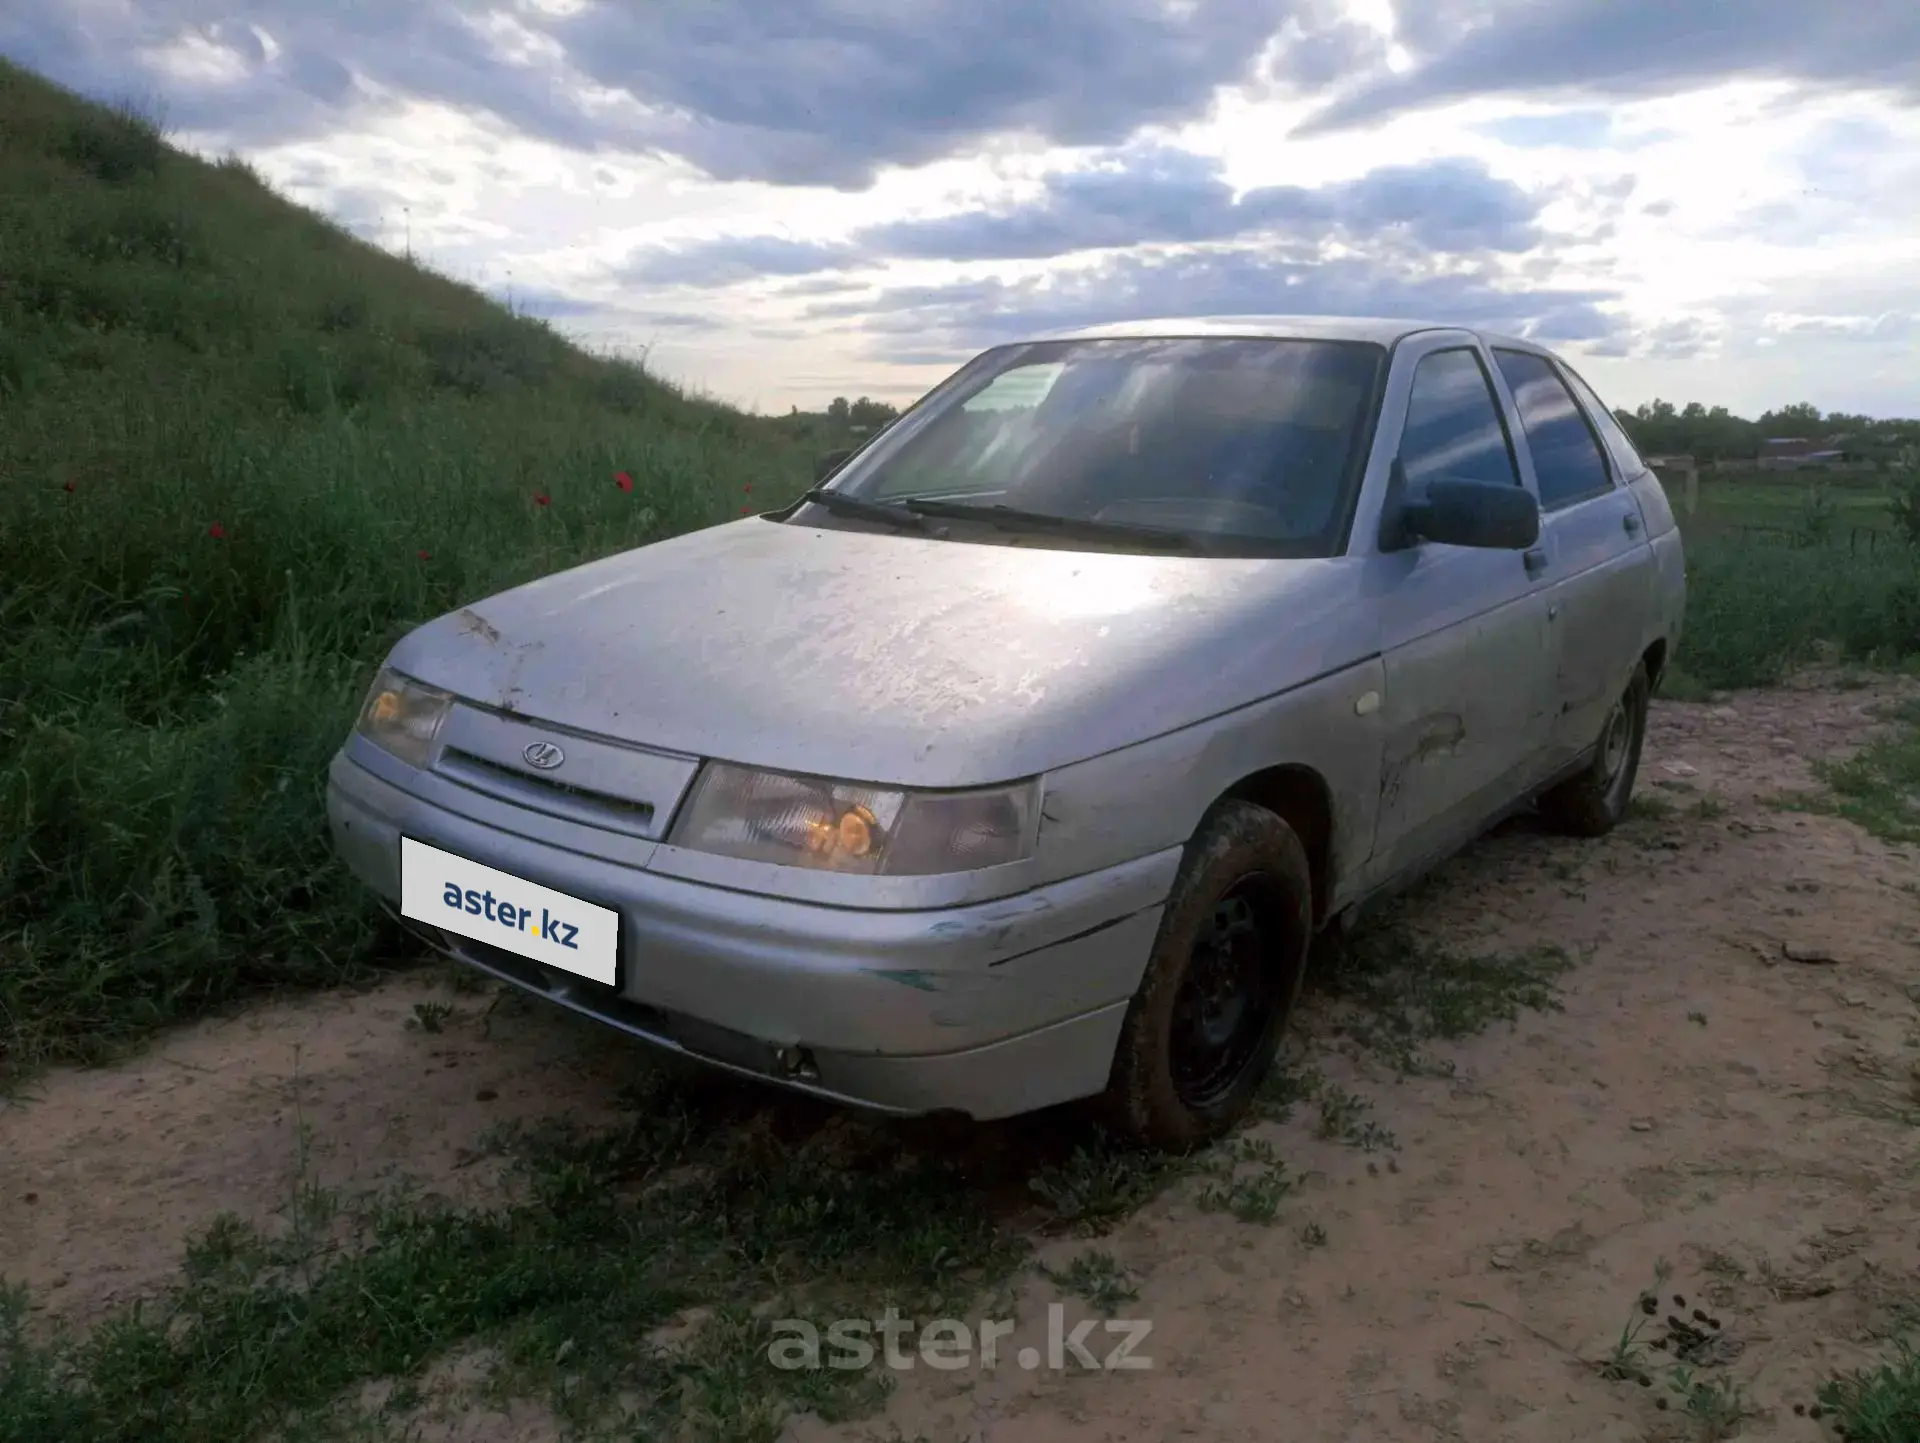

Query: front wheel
1100;800;1313;1150
1537;661;1651;837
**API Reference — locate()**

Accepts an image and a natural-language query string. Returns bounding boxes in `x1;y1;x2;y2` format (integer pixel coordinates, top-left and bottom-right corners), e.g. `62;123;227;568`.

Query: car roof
1031;314;1545;352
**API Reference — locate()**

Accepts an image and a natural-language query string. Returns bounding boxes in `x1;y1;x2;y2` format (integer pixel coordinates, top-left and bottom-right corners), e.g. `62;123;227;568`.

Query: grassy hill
0;60;810;1080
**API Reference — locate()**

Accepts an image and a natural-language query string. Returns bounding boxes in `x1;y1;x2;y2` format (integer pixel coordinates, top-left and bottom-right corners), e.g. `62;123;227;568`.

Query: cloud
5;0;1321;188
806;246;1625;359
1637;317;1718;360
618;149;1542;286
1474;108;1616;149
628;310;719;330
876;149;1541;258
1302;3;1920;135
621;236;861;287
546;0;1304;187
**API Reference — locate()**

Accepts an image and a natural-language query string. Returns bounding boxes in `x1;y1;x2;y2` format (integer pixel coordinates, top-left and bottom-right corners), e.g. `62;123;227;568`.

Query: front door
1488;347;1657;772
1369;342;1560;882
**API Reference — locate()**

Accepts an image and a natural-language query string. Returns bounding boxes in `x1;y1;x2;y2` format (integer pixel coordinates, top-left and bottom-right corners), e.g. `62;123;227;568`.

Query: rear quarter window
1558;364;1653;480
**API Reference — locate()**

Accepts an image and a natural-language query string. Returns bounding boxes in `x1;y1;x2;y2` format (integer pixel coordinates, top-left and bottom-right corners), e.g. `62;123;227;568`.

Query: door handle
1523;547;1548;576
1623;512;1643;535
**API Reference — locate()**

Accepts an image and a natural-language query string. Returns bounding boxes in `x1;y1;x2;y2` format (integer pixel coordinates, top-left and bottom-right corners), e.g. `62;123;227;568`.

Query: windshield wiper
795;488;940;534
895;498;1199;551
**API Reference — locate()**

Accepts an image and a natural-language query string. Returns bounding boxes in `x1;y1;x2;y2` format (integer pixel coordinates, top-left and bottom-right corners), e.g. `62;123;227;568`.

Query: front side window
1493;349;1614;510
811;336;1387;557
1396;348;1521;490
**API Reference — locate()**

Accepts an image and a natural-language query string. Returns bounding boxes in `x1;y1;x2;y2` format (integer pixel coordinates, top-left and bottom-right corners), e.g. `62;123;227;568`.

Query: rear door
1488;346;1657;771
1366;337;1560;883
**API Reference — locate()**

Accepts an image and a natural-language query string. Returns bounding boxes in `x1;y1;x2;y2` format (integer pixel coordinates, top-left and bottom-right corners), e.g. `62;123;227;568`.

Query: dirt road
5;678;1916;1443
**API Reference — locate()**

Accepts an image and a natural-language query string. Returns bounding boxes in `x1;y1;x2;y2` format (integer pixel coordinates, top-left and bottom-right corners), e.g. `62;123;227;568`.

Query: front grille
436;748;658;836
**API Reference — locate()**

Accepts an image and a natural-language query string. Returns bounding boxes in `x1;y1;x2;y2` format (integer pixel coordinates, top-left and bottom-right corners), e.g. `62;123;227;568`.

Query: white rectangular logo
400;837;621;987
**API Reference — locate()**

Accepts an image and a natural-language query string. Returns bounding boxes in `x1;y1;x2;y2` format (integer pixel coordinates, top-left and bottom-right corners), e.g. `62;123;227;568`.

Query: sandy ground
4;678;1917;1443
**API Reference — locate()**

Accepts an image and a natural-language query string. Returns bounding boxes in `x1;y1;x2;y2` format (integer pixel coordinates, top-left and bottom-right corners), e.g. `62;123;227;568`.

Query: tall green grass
1673;536;1920;689
0;63;807;1078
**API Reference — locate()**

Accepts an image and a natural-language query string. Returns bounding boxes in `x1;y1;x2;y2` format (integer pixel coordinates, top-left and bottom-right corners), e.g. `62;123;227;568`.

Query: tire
1101;800;1313;1151
1537;661;1651;837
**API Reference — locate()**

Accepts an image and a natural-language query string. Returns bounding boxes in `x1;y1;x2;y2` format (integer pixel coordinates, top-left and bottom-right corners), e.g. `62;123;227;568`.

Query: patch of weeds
67;203;202;268
416;320;556;397
1027;1132;1192;1231
1313;1081;1397;1152
1195;1136;1292;1223
1040;1250;1140;1315
1691;796;1728;822
1811;698;1920;844
1656;665;1715;703
1687;1010;1709;1027
56;101;165;184
1667;1365;1756;1440
1597;1310;1657;1384
408;1000;455;1033
1316;926;1576;1077
1628;793;1677;822
1817;1336;1920;1443
317;295;369;333
1299;1221;1328;1249
1597;1262;1676;1387
436;963;491;995
0;1077;1039;1443
1252;1055;1314;1121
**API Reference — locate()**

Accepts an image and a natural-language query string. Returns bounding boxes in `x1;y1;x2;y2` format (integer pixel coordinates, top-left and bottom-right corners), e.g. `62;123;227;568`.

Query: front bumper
327;751;1178;1120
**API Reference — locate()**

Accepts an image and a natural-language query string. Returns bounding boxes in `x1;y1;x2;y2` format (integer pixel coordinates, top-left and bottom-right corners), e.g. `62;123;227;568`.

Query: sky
5;2;1919;418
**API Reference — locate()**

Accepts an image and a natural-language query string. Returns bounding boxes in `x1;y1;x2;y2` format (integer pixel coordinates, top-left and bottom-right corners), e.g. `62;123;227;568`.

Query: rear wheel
1538;661;1651;837
1101;800;1313;1150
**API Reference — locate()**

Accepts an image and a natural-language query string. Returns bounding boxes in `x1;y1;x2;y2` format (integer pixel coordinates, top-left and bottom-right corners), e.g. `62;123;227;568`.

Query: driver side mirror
1382;462;1539;551
814;448;855;483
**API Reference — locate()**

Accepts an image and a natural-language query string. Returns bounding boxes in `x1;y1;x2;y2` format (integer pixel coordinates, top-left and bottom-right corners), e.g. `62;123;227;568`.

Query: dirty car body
327;316;1685;1142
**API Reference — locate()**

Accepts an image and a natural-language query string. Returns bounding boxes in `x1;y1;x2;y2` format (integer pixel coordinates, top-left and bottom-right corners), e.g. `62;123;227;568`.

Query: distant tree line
774;390;1920;472
1614;399;1920;466
781;396;902;437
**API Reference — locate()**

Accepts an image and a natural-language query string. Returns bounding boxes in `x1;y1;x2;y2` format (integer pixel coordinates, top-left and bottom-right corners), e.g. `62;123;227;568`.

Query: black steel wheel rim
1169;873;1288;1109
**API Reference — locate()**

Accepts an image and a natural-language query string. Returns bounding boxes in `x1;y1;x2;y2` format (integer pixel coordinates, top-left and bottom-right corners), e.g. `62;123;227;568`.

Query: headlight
354;667;452;768
669;763;1039;875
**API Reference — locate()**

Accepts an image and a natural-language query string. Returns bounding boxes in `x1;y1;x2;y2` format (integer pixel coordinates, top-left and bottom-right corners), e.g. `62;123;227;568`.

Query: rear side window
1493;348;1613;510
1558;364;1652;479
1397;348;1520;490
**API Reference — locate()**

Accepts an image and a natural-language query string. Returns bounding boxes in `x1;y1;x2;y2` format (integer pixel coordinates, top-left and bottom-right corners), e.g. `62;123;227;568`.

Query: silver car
327;316;1684;1148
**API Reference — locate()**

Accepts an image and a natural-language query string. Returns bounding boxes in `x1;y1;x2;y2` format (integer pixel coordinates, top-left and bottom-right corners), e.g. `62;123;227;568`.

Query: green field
1664;467;1902;549
0;61;816;1081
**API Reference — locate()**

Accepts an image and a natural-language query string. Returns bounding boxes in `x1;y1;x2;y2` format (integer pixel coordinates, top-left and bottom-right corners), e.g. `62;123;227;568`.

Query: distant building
1756;436;1854;470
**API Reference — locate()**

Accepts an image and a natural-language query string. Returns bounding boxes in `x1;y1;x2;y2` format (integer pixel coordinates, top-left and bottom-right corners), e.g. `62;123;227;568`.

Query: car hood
387;516;1376;787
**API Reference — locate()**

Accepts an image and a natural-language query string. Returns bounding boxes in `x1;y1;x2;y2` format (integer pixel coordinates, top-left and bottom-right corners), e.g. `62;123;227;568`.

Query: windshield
805;336;1387;556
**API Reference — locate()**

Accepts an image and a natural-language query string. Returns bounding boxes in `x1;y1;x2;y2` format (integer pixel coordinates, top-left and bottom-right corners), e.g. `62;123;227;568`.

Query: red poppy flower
743;483;752;495
739;505;751;515
533;493;550;508
614;471;634;493
62;481;75;493
208;523;227;540
417;549;432;560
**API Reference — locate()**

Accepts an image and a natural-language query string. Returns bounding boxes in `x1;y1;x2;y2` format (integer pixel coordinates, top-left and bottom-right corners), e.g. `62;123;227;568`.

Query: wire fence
1721;523;1898;553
